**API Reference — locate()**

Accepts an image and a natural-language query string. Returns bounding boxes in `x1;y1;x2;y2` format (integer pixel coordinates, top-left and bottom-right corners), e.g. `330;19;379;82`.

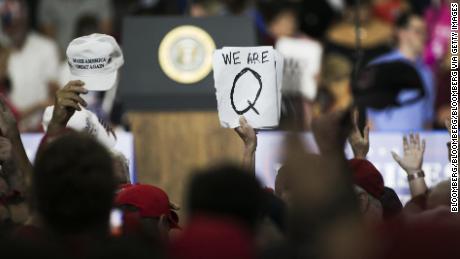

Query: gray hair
354;185;383;212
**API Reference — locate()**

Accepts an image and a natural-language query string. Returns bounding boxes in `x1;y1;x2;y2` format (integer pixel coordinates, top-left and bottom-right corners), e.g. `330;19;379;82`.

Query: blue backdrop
255;131;451;204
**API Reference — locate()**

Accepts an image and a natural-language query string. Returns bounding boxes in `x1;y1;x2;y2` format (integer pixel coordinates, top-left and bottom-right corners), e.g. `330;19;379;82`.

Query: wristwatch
408;170;425;181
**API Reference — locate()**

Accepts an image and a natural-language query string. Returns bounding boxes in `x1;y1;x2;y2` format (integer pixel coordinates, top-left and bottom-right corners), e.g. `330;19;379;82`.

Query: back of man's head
186;164;264;230
427;180;451;210
33;133;115;235
395;11;419;30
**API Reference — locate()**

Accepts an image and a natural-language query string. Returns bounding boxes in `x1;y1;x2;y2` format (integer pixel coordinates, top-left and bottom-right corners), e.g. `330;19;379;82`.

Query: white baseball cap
42;106;117;148
66;33;124;91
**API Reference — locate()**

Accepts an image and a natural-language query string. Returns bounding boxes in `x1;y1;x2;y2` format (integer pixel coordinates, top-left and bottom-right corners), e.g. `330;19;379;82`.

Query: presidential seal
158;25;216;84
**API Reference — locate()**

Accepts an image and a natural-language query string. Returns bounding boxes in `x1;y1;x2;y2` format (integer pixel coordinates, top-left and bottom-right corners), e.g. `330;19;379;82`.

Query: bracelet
408;170;425;181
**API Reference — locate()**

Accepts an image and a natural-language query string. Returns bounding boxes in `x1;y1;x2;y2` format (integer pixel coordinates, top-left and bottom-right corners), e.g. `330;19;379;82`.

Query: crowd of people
0;0;455;131
0;0;456;258
0;81;455;258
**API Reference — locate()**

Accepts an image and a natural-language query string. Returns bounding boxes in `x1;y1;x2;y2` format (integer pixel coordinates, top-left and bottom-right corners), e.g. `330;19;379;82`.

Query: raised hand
235;116;257;152
49;80;88;132
391;133;426;175
348;109;370;159
312;109;353;155
0;97;33;194
235;116;257;172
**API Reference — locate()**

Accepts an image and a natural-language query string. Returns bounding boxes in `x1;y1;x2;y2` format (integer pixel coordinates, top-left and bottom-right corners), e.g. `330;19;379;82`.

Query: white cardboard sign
276;37;322;100
213;46;283;128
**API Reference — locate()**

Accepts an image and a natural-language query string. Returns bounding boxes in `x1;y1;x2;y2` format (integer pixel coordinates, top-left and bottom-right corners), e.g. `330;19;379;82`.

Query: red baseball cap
348;159;385;199
115;184;179;229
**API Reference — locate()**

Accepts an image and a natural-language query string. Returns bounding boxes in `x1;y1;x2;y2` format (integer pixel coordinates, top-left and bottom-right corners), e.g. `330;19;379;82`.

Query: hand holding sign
235;116;257;151
235;116;257;172
213;46;283;128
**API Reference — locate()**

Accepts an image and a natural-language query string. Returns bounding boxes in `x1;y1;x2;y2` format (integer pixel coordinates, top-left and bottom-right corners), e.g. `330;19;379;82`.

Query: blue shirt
366;51;435;131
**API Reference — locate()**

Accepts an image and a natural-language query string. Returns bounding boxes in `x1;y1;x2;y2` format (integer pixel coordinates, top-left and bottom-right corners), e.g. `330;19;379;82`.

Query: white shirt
276;37;323;100
8;32;60;130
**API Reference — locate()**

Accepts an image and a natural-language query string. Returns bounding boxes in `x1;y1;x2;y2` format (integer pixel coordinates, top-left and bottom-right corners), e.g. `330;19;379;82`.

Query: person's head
395;12;427;57
320;54;352;88
0;0;29;46
348;159;384;224
380;187;403;220
317;54;353;112
74;15;100;38
190;0;222;17
426;180;451;210
344;0;372;23
276;153;330;208
260;1;298;39
115;184;179;239
222;0;251;15
186;164;264;231
33;132;115;236
274;166;291;204
354;185;383;224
